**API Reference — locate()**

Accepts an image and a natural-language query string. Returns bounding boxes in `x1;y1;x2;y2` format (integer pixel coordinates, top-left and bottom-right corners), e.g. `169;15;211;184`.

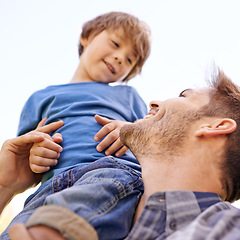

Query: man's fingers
9;224;34;240
36;120;64;134
36;118;48;129
9;120;63;147
7;133;45;148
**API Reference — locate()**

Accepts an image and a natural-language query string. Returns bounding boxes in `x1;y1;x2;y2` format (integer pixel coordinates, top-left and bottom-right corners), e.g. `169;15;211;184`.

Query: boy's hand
29;129;63;174
94;115;130;157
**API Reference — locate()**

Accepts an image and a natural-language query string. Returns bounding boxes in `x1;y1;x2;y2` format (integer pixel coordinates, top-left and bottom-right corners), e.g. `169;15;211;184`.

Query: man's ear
195;118;237;137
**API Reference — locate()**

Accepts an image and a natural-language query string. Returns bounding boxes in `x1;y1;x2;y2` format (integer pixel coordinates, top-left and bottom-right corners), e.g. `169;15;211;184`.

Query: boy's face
80;29;138;83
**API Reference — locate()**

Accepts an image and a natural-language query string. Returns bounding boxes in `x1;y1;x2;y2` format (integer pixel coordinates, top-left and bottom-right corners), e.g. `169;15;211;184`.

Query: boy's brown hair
78;11;151;81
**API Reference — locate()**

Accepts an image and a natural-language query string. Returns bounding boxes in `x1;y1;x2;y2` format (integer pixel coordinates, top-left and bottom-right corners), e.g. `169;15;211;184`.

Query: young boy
1;12;151;240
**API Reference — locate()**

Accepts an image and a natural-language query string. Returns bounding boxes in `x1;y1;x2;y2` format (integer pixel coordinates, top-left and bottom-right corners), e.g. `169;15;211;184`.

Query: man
120;69;240;239
5;70;240;239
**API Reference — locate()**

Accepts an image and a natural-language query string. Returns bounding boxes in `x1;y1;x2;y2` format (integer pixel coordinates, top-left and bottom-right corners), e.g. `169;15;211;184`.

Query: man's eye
179;89;191;97
179;90;186;97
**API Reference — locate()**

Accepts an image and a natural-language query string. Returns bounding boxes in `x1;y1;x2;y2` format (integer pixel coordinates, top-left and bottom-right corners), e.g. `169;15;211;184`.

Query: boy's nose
114;56;122;65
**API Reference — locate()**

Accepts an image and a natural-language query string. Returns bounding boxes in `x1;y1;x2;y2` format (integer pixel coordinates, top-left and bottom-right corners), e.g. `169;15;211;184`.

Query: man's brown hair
78;11;151;81
204;70;240;202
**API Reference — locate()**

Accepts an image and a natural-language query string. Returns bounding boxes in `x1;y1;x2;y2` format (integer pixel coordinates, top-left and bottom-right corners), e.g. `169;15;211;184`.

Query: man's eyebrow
178;88;192;97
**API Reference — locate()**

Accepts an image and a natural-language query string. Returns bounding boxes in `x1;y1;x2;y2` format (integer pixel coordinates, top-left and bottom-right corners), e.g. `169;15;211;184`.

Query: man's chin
119;124;131;148
120;121;144;148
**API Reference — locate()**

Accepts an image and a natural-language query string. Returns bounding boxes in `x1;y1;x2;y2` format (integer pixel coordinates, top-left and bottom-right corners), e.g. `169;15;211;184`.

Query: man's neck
133;153;224;224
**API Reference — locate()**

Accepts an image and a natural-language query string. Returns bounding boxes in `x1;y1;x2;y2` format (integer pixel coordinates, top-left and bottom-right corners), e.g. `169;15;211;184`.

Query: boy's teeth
106;63;115;73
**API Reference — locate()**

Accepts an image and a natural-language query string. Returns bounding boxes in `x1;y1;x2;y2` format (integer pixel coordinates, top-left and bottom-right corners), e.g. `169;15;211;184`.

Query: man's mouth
144;114;153;119
144;108;160;119
103;60;116;74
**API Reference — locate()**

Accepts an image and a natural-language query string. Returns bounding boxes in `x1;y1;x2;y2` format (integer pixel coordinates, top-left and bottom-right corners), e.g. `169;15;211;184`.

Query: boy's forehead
108;28;128;41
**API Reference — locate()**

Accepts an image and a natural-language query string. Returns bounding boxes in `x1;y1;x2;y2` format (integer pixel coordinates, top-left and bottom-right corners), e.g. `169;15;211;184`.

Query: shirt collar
146;191;222;237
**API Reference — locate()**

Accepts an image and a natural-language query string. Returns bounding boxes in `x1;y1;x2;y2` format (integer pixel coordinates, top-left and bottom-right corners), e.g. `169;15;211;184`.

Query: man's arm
0;119;64;214
9;224;66;240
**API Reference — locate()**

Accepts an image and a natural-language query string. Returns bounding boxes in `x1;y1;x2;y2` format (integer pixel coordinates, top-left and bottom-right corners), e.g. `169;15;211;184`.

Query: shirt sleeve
168;201;240;240
17;91;47;136
128;86;148;121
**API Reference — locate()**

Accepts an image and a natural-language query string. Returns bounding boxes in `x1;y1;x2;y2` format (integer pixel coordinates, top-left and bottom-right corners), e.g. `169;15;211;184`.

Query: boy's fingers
31;146;60;160
32;138;62;153
96;134;115;152
52;133;63;143
94;124;116;142
104;139;124;155
115;146;129;157
30;162;51;173
94;115;111;126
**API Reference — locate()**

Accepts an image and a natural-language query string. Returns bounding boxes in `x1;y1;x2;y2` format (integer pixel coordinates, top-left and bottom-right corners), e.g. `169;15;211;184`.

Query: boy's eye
112;40;119;47
127;58;132;64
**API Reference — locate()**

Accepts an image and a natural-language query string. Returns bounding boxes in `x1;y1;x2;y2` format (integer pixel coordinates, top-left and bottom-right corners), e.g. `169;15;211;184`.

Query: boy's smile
102;59;116;75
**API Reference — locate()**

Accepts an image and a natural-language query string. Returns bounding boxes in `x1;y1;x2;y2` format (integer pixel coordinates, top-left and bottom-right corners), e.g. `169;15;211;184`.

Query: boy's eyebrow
112;30;125;42
132;51;138;61
129;46;139;60
112;31;139;60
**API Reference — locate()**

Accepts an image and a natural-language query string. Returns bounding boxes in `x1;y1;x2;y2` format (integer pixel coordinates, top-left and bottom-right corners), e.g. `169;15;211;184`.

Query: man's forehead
181;87;211;95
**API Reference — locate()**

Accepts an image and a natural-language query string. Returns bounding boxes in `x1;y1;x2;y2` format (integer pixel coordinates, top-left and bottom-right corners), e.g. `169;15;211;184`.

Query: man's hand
94;115;130;157
0;119;64;196
9;223;67;240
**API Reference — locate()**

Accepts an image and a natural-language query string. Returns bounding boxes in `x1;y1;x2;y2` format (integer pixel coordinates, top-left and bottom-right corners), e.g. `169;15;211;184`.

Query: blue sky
1;0;240;219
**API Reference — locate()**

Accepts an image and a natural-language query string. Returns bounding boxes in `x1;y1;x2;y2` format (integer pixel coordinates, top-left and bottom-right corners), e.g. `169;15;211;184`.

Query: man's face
120;88;212;158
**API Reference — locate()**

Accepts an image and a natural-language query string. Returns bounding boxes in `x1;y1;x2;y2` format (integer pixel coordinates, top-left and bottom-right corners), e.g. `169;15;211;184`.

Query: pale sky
1;0;240;220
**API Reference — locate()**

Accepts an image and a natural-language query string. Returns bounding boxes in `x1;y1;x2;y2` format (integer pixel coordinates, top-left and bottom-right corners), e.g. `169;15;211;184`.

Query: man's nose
149;100;161;109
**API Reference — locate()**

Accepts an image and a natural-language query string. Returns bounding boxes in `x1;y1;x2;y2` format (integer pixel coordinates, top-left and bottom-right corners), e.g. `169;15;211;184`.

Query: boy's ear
80;36;89;47
195;118;237;137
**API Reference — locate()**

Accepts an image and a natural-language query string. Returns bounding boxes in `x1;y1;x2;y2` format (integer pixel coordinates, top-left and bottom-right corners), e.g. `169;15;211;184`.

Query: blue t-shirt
18;82;147;180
